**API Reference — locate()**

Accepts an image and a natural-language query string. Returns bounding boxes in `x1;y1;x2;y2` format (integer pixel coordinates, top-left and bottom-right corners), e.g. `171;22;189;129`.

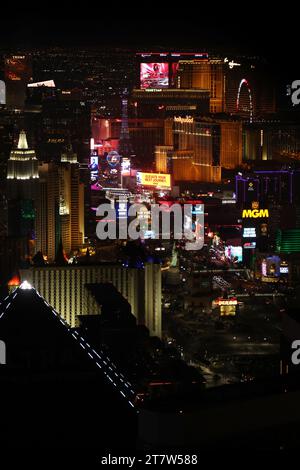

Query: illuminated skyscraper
7;130;39;185
35;161;84;261
156;117;242;183
6;131;39;243
177;59;225;113
118;91;135;158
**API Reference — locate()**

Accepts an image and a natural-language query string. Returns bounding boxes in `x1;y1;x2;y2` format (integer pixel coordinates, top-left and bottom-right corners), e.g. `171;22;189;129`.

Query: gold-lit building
156;117;242;183
130;89;210;119
35;157;84;261
6;131;39;242
219;121;243;169
176;59;225;113
20;262;162;337
7;130;39;184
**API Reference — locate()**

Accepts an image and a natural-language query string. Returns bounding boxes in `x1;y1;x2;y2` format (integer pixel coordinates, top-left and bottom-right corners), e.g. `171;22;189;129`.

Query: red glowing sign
5;56;31;81
140;63;169;89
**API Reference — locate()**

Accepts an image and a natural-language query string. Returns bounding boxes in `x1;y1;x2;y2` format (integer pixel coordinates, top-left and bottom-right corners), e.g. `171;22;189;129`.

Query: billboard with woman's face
140;63;169;89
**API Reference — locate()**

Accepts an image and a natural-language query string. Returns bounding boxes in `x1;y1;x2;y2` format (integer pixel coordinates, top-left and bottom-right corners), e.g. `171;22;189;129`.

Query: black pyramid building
0;282;137;450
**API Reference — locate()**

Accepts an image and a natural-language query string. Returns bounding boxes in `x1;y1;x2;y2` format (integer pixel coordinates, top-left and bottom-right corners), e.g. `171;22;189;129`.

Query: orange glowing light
8;274;21;286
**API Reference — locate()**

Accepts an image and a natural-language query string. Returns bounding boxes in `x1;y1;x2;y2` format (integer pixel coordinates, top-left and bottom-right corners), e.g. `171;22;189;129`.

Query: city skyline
1;11;300;456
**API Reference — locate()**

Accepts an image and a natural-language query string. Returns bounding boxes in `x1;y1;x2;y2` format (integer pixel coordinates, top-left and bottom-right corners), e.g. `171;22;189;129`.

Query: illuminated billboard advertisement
89;154;99;173
121;157;131;176
136;172;171;190
115;200;129;220
243;227;256;238
280;266;289;274
216;298;238;306
28;80;55;88
107;151;121;166
140;63;169;89
90;153;99;190
5;56;31;81
243;242;256;249
225;245;243;262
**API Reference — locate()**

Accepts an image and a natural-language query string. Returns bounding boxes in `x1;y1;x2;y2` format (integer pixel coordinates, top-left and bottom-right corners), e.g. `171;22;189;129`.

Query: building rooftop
0;282;137;448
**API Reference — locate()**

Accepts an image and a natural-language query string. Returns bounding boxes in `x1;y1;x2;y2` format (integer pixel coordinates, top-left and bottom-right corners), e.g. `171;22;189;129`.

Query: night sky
0;9;296;60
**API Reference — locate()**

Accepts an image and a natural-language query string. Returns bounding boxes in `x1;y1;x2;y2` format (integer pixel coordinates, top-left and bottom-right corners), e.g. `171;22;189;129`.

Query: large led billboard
140;63;169;89
28;80;55;88
225;245;243;262
136;172;171;189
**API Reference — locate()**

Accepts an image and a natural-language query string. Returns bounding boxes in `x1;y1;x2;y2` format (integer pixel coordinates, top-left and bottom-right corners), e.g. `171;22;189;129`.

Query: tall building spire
118;89;135;159
17;130;29;150
7;130;39;180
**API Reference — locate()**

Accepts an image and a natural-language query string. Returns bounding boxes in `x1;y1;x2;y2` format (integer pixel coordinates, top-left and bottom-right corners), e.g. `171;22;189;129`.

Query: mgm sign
242;209;269;219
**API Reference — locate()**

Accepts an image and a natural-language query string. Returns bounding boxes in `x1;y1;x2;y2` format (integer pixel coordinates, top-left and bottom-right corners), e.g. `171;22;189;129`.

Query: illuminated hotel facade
131;88;210;118
7;130;39;184
235;169;300;206
135;52;276;120
176;59;225;113
35;159;85;261
156;117;242;183
20;262;162;338
243;122;300;162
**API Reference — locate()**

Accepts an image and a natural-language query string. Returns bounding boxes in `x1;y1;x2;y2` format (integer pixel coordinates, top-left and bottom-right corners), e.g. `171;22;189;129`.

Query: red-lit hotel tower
4;55;32;109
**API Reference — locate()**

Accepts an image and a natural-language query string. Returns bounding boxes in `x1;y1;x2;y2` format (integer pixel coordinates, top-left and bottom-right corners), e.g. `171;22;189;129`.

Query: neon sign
242;209;269;218
174;116;194;124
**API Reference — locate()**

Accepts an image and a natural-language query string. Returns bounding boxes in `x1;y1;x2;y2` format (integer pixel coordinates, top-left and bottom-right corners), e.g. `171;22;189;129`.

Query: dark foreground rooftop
0;283;137;450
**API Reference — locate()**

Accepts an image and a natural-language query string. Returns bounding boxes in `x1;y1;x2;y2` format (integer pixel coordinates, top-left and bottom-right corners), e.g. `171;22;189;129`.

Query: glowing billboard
216;298;238;306
136;172;171;189
243;242;256;249
107;151;121;166
121;157;131;176
242;209;269;218
225;245;243;262
280;266;289;274
5;56;31;81
28;80;55;88
140;63;169;89
243;227;256;238
89;155;99;173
